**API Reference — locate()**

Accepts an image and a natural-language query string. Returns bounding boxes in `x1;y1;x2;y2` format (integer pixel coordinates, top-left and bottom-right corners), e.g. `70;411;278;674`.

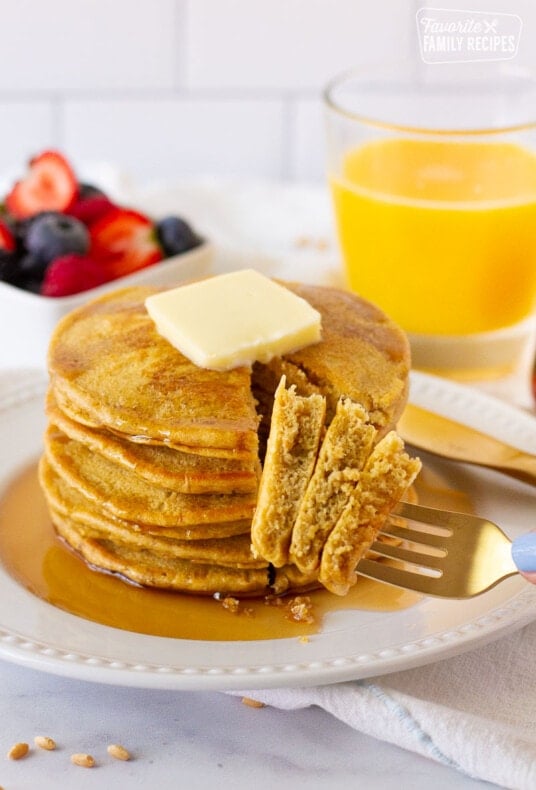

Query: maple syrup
0;461;469;641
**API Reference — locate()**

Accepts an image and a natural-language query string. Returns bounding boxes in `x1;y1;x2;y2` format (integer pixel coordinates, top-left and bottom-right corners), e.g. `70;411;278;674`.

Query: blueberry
14;211;61;258
14;211;56;245
0;249;17;283
18;252;48;279
26;213;89;265
78;182;107;200
0;251;41;292
156;216;201;257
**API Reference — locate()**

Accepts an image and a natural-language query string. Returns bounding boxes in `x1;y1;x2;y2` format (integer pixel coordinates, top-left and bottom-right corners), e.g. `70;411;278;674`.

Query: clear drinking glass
324;64;536;383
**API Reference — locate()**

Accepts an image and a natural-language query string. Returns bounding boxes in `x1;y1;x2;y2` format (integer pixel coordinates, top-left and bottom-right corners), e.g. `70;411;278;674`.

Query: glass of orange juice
325;66;536;383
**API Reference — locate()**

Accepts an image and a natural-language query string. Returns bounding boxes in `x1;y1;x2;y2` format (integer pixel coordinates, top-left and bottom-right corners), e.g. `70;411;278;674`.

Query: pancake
318;432;422;596
48;282;409;456
49;507;263;569
44;426;257;527
272;564;321;595
260;281;410;431
53;515;272;595
289;398;376;573
47;286;260;459
46;391;259;495
251;377;325;567
52;381;254;461
39;456;252;540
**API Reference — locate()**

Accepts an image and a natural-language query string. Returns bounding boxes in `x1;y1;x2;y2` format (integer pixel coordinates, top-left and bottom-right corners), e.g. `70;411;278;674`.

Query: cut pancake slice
318;431;422;596
44;426;257;528
289;398;376;573
47;391;260;495
251;376;326;567
252;359;323;449
39;456;252;541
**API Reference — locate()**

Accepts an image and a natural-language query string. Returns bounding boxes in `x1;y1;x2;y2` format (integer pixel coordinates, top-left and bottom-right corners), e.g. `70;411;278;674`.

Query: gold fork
356;501;518;598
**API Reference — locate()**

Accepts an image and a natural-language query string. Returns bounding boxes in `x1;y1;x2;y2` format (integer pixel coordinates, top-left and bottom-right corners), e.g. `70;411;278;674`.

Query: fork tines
356;501;517;599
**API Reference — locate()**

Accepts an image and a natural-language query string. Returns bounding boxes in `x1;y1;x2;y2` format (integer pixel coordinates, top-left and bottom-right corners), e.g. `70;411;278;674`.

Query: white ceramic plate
0;370;535;691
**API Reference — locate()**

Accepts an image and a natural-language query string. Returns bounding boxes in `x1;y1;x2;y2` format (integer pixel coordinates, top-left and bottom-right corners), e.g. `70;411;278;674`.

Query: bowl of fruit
0;150;212;368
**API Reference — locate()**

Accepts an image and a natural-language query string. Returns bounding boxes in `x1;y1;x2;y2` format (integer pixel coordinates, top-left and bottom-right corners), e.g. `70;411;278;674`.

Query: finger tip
511;532;536;574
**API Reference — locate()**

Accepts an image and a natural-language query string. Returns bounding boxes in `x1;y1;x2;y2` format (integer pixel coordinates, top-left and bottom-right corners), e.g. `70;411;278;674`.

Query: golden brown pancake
289;398;376;573
39;456;253;540
44;426;257;527
49;507;263;569
46;390;259;495
53;515;272;595
271;564;320;595
47;286;260;459
251;377;325;567
319;432;421;596
262;281;410;431
52;380;255;461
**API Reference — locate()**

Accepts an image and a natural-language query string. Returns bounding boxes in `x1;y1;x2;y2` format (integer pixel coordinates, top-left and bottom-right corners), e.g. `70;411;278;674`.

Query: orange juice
330;139;536;335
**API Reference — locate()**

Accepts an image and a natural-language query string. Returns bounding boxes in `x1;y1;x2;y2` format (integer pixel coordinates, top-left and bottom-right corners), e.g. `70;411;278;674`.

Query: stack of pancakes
40;280;414;597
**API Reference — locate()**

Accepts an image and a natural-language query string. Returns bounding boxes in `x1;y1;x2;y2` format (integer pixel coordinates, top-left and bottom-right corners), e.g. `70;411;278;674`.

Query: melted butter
0;462;468;641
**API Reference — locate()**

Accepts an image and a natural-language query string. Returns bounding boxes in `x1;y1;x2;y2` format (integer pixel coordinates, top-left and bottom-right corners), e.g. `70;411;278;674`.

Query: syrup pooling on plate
0;463;424;641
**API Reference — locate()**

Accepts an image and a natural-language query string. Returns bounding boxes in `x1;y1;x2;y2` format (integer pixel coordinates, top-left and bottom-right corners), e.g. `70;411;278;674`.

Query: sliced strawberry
0;219;15;251
41;254;112;297
6;150;77;220
67;196;116;226
89;208;163;278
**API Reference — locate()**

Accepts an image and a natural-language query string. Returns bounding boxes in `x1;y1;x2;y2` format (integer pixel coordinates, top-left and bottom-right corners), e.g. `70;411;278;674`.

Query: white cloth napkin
230;619;536;789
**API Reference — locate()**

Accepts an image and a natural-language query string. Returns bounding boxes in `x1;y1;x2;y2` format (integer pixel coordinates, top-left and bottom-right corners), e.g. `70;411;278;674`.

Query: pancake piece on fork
251;376;326;567
289;398;376;573
319;432;421;596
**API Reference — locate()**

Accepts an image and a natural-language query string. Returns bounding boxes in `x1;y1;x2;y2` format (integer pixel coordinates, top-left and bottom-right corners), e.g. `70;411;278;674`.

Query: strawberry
89;207;163;277
5;150;77;220
67;196;116;226
41;254;112;297
0;219;15;251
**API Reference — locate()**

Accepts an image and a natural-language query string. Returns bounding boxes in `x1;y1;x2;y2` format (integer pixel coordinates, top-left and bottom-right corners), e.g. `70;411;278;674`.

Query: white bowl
0;241;213;370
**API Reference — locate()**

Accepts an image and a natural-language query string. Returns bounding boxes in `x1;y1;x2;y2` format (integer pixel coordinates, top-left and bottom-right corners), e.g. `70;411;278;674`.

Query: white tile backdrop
0;0;534;187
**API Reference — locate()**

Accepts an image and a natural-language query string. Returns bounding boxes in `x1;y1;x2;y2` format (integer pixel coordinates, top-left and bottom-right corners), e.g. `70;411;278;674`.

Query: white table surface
0;659;495;790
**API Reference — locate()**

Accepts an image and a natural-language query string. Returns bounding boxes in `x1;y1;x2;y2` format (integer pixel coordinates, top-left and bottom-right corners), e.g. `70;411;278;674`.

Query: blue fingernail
511;533;536;573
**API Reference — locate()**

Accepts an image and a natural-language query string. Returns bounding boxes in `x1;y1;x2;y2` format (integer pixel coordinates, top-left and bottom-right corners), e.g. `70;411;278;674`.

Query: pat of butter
145;269;322;371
